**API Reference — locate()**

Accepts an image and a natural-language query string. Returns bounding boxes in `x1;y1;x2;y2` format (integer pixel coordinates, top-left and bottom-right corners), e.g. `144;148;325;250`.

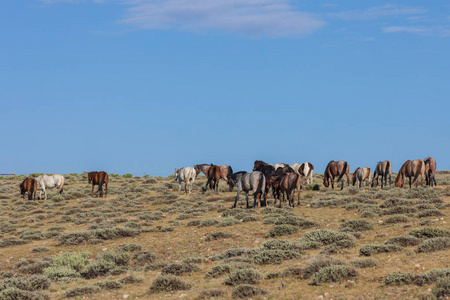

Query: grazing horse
194;164;210;177
220;165;234;191
174;167;196;195
352;167;371;189
276;172;301;208
424;157;437;187
395;159;425;188
88;171;109;197
323;160;350;190
204;164;221;193
231;171;266;208
254;163;276;205
20;178;37;200
36;174;65;200
371;161;392;189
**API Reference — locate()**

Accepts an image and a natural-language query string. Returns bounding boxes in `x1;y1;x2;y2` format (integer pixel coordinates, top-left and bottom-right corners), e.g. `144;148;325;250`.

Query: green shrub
350;259;378;268
303;255;345;278
161;263;200;276
0;238;29;248
32;247;49;253
0;287;49;300
205;264;232;278
311;265;358;285
43;266;80;282
359;244;403;256
268;224;299;237
80;260;116;279
274;216;318;229
262;239;304;252
383;272;414;285
133;251;157;265
415;237;450;253
198;289;226;298
231;284;267;298
253;249;300;265
302;229;355;245
199;219;220;227
339;219;374;232
149;275;192;293
211;248;251;261
383;215;409;224
95;280;123;290
118;243;142;252
433;276;450;298
143;262;169;271
384;236;422;247
65;285;100;298
408;227;450;239
224;269;262;286
217;218;239;227
51;252;89;272
417;209;445;218
119;274;143;284
205;232;233;241
383;206;417;215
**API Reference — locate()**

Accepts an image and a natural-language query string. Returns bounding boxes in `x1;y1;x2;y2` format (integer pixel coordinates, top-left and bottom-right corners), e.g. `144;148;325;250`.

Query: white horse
290;162;314;184
174;167;196;195
36;174;65;200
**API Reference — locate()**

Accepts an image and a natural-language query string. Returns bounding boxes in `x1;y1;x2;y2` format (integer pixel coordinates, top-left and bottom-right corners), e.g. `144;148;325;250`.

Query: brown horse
204;164;221;193
88;171;109;197
323;160;350;190
274;172;301;208
20;178;37;200
253;160;268;171
395;159;425;188
424;157;437;187
219;165;234;191
371;160;392;188
352;167;371;189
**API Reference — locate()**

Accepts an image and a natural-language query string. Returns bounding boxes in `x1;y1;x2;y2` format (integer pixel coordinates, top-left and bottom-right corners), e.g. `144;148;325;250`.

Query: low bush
384;236;422;247
253;249;300;265
161;262;200;276
223;269;262;286
433;276;450;299
149;275;192;293
95;280;123;290
415;237;450;253
408;227;450;239
65;285;100;298
205;232;233;241
339;219;374;232
231;284;267;298
302;229;355;245
417;209;445;218
383;272;414;285
268;224;299;237
349;259;378;268
303;255;346;278
359;244;403;256
311;265;358;285
383;215;409;224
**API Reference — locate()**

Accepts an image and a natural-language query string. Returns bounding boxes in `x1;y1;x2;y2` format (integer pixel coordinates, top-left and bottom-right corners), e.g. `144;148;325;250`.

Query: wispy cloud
120;0;326;38
383;26;450;37
331;4;426;20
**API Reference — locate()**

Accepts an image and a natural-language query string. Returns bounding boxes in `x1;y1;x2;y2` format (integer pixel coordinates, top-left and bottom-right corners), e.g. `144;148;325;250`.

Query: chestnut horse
371;160;392;189
204;164;221;193
323;160;350;190
352;167;371;189
220;165;234;191
275;172;301;208
88;171;109;197
424;157;437;187
20;178;37;200
395;159;425;188
253;160;269;171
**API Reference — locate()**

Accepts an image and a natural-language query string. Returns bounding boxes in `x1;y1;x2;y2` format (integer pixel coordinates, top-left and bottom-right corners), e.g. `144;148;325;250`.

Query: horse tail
206;167;217;188
337;161;348;183
385;161;391;176
29;179;35;200
58;176;65;194
257;173;266;206
98;173;106;194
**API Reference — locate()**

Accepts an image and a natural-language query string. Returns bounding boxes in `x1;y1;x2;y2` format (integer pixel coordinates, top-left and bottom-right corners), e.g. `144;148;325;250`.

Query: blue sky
1;1;449;176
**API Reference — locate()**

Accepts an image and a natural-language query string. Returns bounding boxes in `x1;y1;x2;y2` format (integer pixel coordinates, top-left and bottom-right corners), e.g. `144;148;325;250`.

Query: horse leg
178;182;182;195
91;184;94;197
185;182;188;195
233;190;240;208
245;191;250;208
105;182;108;197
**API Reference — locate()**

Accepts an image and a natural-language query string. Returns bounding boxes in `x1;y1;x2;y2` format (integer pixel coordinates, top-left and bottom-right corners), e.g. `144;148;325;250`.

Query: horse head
323;176;329;188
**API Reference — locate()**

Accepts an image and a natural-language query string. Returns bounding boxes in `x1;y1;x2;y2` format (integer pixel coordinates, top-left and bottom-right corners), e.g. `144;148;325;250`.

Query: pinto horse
88;171;109;197
371;160;392;189
20;178;37;200
424;157;437;187
395;159;425;188
299;162;314;185
204;164;221;193
352;167;371;189
323;160;350;190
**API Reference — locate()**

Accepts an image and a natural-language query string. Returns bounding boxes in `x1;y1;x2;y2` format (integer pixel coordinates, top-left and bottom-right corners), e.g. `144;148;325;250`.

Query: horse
275;172;301;208
220;165;234;191
395;159;425;188
274;163;289;171
253;160;268;171
424;157;437;187
371;160;392;188
352;167;371;189
254;163;276;205
204;164;221;193
194;164;210;176
20;178;37;200
231;171;266;208
299;162;314;185
323;160;350;190
36;174;65;200
88;171;109;197
174;167;196;195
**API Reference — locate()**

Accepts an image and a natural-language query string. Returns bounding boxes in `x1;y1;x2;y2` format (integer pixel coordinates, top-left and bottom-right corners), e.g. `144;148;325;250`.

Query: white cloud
331;4;426;20
383;26;450;37
119;0;326;37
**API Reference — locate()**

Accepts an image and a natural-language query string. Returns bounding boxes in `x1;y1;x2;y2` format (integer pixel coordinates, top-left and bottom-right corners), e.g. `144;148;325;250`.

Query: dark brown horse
395;159;425;188
20;178;37;200
253;160;268;171
88;171;109;197
274;172;301;208
204;164;221;193
371;160;392;188
424;157;437;187
323;160;350;190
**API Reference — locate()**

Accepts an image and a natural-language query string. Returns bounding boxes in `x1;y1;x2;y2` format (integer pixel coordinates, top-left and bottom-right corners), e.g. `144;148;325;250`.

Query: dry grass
0;171;448;299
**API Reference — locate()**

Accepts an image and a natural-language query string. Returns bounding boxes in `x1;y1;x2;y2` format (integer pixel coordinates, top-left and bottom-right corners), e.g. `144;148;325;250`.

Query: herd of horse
16;157;437;209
